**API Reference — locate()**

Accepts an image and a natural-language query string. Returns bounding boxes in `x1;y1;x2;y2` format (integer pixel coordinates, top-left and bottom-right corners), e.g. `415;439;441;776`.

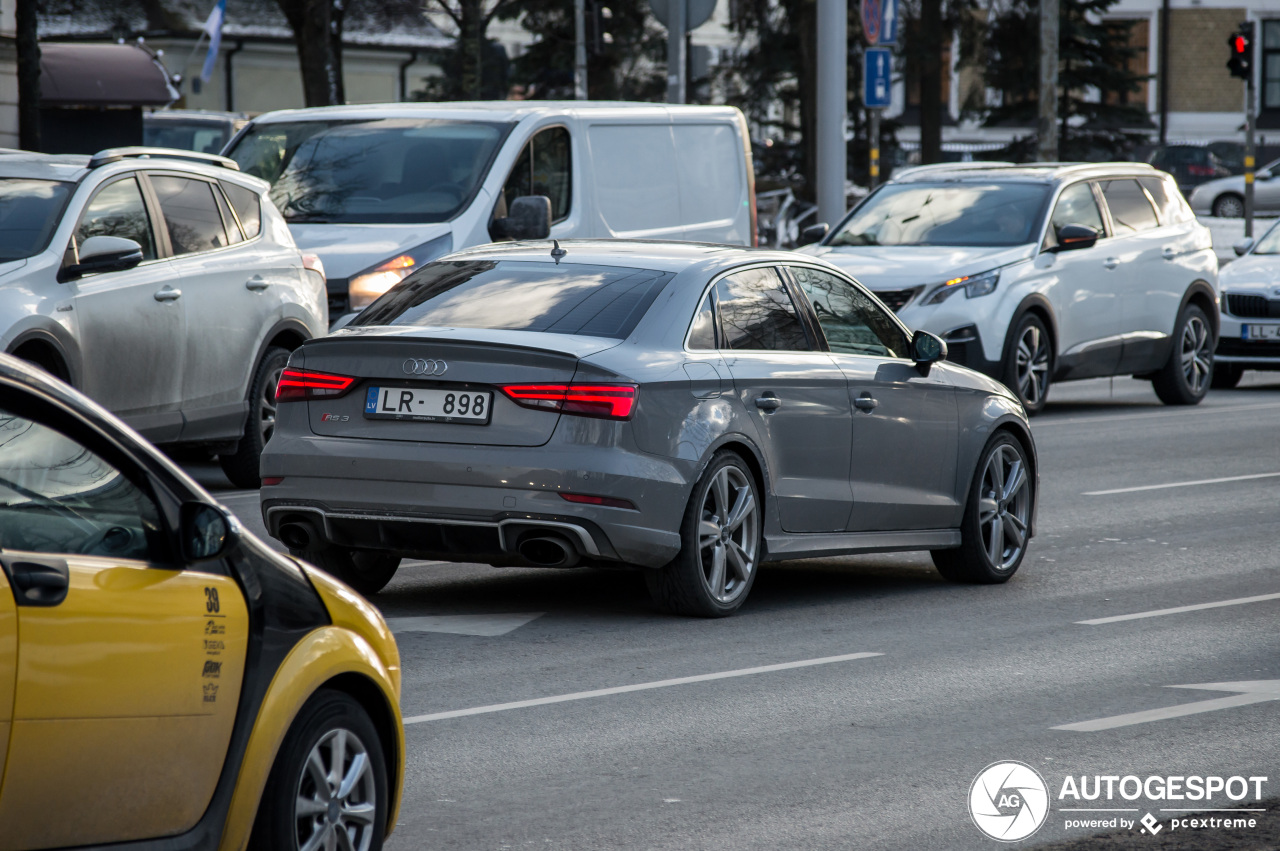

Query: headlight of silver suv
925;269;1000;304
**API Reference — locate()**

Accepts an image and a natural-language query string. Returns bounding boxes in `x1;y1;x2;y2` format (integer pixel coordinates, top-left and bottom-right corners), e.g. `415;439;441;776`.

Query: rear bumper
259;432;689;568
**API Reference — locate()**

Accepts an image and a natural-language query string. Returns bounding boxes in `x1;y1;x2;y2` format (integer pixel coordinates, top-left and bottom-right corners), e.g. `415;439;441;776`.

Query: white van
223;102;756;319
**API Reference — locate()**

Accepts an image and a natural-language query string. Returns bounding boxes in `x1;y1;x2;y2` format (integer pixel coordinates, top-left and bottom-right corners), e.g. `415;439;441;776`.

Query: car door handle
854;393;879;413
1;556;69;607
755;394;782;411
154;287;182;302
1162;247;1177;260
1104;257;1119;270
246;275;269;291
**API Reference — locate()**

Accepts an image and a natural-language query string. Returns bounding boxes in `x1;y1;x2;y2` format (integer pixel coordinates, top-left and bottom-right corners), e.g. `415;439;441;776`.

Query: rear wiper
284;214;333;223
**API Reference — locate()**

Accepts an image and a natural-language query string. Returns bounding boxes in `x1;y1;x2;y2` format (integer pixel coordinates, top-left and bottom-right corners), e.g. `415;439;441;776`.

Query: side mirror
493;195;552;241
1258;169;1274;181
61;236;144;281
797;222;829;246
1051;224;1099;253
912;329;947;372
1233;237;1255;257
180;502;236;562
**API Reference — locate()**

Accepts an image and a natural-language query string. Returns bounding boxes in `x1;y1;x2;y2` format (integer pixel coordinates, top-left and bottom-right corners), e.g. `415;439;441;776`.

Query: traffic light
1227;22;1254;82
587;2;613;55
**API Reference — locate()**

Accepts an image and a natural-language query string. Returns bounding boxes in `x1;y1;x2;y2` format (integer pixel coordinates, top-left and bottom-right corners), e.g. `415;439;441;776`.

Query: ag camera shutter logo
969;761;1050;842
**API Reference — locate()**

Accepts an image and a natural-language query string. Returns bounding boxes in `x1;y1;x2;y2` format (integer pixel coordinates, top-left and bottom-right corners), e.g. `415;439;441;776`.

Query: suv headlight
926;269;1000;304
348;234;453;310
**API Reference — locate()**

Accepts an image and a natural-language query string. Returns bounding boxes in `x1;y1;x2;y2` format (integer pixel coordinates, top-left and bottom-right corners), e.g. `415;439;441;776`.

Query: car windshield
226;118;512;224
827;182;1051;247
143;118;234;155
1252;221;1280;254
352;260;673;340
0;178;73;261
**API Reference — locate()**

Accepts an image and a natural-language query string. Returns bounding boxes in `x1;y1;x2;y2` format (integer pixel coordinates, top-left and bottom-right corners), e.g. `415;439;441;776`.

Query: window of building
1264;21;1280;113
1103;19;1150;108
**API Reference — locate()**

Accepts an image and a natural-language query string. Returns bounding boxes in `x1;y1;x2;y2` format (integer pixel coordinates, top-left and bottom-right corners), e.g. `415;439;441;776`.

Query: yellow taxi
0;354;403;851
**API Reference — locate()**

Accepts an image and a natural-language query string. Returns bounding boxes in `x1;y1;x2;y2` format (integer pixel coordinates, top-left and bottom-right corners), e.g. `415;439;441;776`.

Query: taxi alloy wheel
252;690;388;851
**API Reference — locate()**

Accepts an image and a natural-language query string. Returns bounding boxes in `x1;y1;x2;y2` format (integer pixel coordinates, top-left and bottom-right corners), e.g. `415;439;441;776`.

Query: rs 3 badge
320;413;349;422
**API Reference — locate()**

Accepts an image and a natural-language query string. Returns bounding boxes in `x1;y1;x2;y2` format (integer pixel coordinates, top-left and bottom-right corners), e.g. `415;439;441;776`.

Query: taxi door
0;570;15;795
0;401;248;850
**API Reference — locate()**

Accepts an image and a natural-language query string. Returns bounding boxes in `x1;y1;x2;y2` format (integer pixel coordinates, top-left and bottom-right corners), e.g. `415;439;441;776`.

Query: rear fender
217;627;404;851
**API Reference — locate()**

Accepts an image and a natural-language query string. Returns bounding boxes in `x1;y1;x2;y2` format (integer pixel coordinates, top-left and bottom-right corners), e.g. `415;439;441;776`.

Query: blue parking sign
864;48;892;109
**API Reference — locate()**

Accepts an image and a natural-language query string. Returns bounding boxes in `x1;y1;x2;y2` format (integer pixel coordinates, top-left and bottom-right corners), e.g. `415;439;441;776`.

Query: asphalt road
188;373;1280;850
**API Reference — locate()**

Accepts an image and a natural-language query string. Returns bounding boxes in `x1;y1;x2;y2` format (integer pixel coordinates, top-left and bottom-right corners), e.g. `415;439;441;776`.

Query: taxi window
0;408;169;562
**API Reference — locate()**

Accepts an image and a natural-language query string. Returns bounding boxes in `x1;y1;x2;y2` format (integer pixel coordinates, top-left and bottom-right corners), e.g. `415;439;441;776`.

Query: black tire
1211;363;1244;389
292;545;402;597
1212;193;1245;219
220;346;291;489
1001;312;1052;415
645;451;762;617
250;689;388;851
1152;304;1213;406
931;432;1034;584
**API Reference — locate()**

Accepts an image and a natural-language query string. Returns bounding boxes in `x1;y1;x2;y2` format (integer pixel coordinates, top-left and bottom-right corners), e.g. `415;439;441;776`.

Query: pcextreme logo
969;761;1051;842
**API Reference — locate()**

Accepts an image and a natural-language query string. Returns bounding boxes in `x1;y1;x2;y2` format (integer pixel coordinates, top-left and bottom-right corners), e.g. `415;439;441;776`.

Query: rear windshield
0;178;73;261
225;118;512;224
352;260;673;340
828;182;1052;247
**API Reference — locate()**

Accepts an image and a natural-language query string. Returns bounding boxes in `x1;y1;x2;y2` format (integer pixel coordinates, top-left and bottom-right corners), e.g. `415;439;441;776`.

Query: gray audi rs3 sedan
261;240;1038;616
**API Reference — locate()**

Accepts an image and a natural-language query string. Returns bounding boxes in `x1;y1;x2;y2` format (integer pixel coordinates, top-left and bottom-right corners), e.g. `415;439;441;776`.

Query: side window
212;186;244;244
789;266;909;358
1047;182;1104;248
1139;176;1190;225
0;407;168;562
500;127;572;223
220;181;262;240
149;175;229;255
714;267;811;352
1101;179;1159;235
69;177;157;264
688;290;717;350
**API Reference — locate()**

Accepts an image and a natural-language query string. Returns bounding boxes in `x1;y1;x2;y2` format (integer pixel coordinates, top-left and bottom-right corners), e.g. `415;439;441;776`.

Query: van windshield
827;182;1052;247
225;118;513;224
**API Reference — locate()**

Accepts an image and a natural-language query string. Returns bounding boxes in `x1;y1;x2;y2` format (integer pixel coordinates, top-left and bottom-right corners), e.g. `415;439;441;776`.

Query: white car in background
800;162;1219;413
1213;220;1280;387
0;147;327;486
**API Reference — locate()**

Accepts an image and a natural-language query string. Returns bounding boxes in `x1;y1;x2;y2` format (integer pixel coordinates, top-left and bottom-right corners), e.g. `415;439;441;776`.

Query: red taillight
1187;164;1215;176
261;476;284;486
275;368;356;402
559;493;637;510
500;383;637;420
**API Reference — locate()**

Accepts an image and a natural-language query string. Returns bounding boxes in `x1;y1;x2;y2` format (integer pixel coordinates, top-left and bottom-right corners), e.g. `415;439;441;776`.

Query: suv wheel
1001;313;1052;415
220;346;290;489
292;545;402;597
1212;194;1245;218
1152;304;1213;405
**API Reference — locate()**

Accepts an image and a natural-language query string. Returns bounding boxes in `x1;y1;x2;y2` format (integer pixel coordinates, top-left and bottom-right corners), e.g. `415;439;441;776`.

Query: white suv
800;163;1219;413
0;147;327;485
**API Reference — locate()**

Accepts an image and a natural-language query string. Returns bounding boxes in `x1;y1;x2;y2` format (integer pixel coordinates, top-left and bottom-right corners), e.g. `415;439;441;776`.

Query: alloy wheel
260;362;285;443
697;466;759;604
977;444;1031;571
1180;315;1212;397
1214;195;1245;218
294;728;378;851
1015;323;1050;407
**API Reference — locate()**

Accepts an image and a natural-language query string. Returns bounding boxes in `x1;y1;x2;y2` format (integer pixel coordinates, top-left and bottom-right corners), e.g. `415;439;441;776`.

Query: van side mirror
493;195;552;241
1051;224;1099;253
60;236;143;281
181;502;236;562
912;329;947;373
1234;237;1255;257
798;222;829;246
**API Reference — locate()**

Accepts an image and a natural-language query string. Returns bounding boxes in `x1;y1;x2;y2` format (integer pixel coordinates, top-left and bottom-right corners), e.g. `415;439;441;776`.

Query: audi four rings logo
403;358;448;375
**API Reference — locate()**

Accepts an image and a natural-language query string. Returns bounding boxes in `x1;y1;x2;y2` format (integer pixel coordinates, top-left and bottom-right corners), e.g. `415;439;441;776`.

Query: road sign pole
1246;71;1256;238
869;109;880;189
666;0;686;104
816;0;847;227
574;0;587;100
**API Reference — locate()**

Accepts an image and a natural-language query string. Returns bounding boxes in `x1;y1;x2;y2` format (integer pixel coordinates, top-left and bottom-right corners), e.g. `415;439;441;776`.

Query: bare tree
275;0;346;106
425;0;521;99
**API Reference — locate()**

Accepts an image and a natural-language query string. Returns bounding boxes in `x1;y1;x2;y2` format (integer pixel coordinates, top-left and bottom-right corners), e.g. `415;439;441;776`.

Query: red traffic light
1233;35;1247;54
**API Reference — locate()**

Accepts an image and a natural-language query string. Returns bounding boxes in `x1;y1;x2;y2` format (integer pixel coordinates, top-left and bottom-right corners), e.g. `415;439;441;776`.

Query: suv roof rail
892;161;1019;179
88;147;240;171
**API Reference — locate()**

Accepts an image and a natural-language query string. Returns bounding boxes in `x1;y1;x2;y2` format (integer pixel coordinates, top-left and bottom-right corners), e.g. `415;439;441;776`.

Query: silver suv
0;147;327;486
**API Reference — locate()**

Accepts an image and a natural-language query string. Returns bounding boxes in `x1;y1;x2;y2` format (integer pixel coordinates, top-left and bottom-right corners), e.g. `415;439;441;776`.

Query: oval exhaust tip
518;536;578;567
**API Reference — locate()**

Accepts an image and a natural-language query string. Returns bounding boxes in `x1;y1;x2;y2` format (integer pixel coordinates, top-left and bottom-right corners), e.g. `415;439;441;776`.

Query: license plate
1243;324;1280;340
364;387;492;423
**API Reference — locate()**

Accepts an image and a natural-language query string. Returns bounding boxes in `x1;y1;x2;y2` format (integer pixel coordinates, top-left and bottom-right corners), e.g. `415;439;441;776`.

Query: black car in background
1148;143;1237;193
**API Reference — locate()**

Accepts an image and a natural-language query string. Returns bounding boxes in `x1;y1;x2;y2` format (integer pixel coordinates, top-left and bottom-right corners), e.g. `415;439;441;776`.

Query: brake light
1187;164;1215;176
500;384;637;420
560;493;637;510
276;368;356;402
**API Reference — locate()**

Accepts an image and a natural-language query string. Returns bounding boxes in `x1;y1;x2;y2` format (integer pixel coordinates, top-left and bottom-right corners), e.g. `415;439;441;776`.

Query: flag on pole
199;0;227;83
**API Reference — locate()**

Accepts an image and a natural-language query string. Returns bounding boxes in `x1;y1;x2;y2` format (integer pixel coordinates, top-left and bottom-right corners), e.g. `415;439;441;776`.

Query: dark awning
39;43;178;107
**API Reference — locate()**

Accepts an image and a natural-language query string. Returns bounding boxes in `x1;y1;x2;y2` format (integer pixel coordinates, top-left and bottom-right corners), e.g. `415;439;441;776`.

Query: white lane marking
1082;471;1280;496
1033;401;1280;428
1052;681;1280;732
403;651;884;725
385;613;544;637
1077;592;1280;625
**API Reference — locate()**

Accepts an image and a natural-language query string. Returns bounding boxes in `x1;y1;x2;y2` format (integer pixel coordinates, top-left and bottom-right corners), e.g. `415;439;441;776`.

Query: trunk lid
298;329;621;446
